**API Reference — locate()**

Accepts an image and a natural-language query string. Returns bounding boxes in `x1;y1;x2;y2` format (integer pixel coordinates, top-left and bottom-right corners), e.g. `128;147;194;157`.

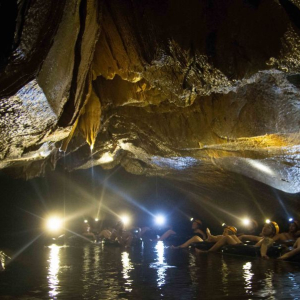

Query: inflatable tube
287;253;300;263
192;242;283;257
221;244;260;257
102;237;142;247
102;239;120;247
192;242;217;251
67;235;95;246
222;244;283;257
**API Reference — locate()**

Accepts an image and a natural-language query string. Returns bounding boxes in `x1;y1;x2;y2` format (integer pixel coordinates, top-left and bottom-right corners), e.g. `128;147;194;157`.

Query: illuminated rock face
0;0;300;194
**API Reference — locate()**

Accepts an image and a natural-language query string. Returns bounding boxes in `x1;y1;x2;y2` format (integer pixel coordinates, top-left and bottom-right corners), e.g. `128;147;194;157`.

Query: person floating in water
109;221;133;248
253;221;279;259
239;221;280;258
272;219;300;244
82;220;96;241
195;221;279;258
278;237;300;260
171;219;206;249
195;224;241;253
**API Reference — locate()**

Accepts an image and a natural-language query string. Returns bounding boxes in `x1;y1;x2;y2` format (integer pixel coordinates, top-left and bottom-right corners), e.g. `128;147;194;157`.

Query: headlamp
46;217;63;232
242;218;250;226
120;215;130;225
155;215;165;226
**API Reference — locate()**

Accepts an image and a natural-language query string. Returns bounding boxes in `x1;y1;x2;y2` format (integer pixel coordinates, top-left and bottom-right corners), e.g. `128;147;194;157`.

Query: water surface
1;241;300;299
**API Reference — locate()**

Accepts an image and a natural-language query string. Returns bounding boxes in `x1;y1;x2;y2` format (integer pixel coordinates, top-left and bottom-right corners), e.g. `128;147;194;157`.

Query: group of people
81;216;300;260
82;220;134;247
171;218;300;260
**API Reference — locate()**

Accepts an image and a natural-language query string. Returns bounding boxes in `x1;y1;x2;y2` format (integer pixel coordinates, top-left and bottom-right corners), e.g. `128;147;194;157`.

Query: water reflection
259;269;276;299
288;272;300;297
47;245;60;299
189;252;197;282
150;241;175;288
4;243;300;299
243;261;253;295
82;245;93;298
156;242;166;287
121;251;134;292
221;257;229;295
93;245;101;276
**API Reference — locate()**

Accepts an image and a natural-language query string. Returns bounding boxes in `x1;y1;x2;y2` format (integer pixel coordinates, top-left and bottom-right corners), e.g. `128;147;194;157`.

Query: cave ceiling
1;0;300;199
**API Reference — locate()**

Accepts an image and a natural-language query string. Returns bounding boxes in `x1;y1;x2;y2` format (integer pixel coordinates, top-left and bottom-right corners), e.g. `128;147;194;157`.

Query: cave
1;0;300;298
1;0;300;207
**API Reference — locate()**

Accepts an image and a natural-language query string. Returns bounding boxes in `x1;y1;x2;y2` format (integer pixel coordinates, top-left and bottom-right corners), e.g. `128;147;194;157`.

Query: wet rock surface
0;0;300;195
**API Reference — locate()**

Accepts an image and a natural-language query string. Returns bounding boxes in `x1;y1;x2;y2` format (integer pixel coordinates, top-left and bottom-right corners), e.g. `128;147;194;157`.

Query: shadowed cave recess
0;0;300;212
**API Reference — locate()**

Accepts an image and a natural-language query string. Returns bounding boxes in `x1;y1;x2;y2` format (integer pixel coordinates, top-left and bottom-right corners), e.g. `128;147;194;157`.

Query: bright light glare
248;160;274;175
190;218;194;222
98;152;113;164
243;218;250;226
121;215;130;225
289;218;293;222
46;217;63;232
84;219;88;223
95;218;99;222
265;219;271;224
155;215;166;226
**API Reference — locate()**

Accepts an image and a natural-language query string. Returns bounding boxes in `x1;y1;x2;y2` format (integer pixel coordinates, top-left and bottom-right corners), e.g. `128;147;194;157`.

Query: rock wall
0;0;300;195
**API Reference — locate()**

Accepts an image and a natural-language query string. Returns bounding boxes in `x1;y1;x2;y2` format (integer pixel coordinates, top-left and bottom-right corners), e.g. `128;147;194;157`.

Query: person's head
262;221;279;237
222;224;237;236
289;220;300;233
191;219;202;230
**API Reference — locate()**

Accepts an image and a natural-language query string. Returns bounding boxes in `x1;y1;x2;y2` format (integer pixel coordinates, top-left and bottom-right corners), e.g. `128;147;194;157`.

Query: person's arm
256;237;273;259
278;237;300;260
158;229;176;241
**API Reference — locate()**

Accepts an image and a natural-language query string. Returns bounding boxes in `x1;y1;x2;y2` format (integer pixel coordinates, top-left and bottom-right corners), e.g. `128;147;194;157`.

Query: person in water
253;221;279;259
278;237;300;260
272;220;300;244
239;221;280;258
98;227;113;240
110;221;133;248
196;221;279;258
82;220;96;241
170;219;206;249
195;224;241;253
239;219;296;245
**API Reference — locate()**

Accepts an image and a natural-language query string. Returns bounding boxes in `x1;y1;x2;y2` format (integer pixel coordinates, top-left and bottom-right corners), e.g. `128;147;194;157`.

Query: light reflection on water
221;257;229;296
150;241;175;288
82;245;91;298
259;269;276;299
121;251;133;292
2;243;300;299
243;261;253;295
47;245;60;299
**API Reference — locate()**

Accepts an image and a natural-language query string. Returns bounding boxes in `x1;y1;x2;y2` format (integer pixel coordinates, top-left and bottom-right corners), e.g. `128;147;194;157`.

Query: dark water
1;241;300;299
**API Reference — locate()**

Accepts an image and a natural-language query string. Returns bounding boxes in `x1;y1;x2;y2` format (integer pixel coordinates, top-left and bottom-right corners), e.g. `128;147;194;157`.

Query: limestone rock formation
1;0;300;197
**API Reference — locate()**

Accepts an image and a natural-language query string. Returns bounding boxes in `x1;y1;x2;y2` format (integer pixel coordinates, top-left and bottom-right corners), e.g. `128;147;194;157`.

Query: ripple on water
1;243;300;299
